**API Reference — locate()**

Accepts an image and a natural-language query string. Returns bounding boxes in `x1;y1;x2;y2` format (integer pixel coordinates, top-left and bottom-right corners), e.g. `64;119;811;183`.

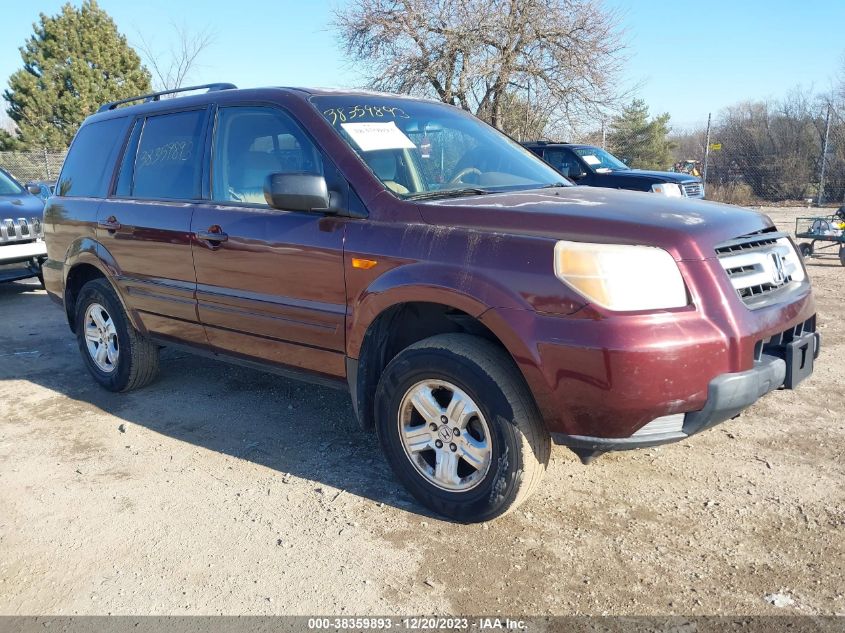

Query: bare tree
836;51;845;106
135;23;215;91
477;91;554;139
334;0;627;133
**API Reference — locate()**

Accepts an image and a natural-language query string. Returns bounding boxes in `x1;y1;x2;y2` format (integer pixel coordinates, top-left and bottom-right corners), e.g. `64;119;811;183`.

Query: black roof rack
524;139;569;145
97;82;238;113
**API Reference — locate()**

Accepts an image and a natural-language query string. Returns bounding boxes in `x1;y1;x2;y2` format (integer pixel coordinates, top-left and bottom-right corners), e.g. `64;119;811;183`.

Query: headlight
554;241;688;311
651;183;683;197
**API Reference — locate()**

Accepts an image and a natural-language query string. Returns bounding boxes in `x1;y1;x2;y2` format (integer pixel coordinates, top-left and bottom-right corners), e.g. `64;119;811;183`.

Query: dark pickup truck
523;141;705;199
44;84;815;522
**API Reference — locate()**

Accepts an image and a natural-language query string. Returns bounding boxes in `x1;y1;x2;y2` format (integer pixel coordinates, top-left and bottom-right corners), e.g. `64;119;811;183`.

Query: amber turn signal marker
352;258;378;270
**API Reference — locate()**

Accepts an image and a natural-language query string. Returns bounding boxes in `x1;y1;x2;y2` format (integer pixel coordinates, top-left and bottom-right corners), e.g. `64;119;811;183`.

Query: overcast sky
2;0;843;131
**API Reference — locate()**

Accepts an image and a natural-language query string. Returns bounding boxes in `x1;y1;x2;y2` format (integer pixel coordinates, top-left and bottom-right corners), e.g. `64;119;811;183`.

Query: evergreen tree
608;99;675;170
3;1;151;149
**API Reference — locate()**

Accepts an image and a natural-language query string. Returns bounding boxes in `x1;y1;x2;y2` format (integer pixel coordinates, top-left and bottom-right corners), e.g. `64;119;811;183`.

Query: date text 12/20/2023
307;617;528;630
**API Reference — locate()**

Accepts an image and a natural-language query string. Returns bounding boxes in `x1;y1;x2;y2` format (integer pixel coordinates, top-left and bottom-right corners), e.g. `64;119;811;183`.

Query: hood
602;169;699;184
0;193;44;218
416;186;773;261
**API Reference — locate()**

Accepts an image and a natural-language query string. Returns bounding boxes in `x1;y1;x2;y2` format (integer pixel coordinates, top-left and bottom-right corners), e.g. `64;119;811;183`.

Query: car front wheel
374;333;550;523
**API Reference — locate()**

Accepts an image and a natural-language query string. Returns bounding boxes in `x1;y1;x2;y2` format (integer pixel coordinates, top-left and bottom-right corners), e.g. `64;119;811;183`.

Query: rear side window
57;117;129;197
130;110;206;200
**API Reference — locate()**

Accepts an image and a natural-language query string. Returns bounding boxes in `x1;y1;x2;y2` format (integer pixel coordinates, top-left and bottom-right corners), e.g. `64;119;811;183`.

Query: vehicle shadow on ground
1;284;434;518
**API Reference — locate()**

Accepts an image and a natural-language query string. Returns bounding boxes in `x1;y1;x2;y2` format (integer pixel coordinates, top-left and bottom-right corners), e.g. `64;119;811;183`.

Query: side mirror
263;173;334;213
26;183;42;196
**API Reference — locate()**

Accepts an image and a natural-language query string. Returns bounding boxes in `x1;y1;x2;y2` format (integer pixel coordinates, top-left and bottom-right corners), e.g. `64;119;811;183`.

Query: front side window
131;110;206;200
0;169;24;195
211;106;323;205
311;96;568;199
57;117;130;197
543;149;581;178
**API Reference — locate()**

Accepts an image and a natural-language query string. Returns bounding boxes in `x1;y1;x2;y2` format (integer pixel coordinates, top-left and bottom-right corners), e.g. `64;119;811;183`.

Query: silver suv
0;167;46;285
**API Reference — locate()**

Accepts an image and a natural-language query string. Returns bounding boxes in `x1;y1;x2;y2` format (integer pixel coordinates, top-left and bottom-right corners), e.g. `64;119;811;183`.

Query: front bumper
0;239;47;264
0;240;47;283
552;329;820;452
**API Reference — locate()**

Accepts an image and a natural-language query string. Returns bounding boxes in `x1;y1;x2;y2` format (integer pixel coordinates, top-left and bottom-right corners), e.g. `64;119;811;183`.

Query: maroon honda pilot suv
43;84;818;522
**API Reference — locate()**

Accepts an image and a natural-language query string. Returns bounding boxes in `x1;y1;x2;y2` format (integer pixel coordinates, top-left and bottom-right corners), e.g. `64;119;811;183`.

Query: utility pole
702;112;712;186
601;119;606;149
818;104;831;206
524;83;531;141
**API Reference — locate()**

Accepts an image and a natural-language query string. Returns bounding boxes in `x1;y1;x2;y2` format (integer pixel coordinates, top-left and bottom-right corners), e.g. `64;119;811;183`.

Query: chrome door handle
196;229;228;243
97;216;121;231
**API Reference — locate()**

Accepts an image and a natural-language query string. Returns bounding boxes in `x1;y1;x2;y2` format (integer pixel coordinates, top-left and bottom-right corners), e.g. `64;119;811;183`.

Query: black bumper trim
552;351;800;452
682;353;784;435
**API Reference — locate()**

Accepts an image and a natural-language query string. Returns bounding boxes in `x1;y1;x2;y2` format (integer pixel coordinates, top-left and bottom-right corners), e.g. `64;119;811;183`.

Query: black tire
74;278;159;392
30;257;45;288
839;245;845;267
798;242;813;259
374;333;550;523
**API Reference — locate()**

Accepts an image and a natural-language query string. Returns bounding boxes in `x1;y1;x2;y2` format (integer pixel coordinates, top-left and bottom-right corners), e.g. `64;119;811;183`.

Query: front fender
346;260;534;359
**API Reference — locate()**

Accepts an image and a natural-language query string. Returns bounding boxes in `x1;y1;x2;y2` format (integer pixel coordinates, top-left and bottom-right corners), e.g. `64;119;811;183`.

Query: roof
522;141;598;150
87;83;443;125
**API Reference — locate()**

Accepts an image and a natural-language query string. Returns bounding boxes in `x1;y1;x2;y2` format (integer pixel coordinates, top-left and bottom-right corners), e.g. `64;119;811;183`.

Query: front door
191;105;347;379
97;108;210;344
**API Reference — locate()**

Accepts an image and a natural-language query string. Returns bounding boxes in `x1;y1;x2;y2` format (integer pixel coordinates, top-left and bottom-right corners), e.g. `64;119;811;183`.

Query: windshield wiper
539;182;569;188
405;187;490;201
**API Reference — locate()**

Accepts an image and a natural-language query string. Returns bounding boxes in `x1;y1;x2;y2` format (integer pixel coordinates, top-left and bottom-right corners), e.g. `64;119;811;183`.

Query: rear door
97;107;210;344
190;104;347;378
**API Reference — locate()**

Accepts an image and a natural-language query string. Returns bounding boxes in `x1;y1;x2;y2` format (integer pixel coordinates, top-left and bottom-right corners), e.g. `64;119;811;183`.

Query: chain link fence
818;106;845;206
0;149;67;184
670;104;845;208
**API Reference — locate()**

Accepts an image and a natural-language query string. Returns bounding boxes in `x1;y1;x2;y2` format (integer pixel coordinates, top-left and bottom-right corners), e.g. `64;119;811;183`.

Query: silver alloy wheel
397;379;492;492
83;303;119;373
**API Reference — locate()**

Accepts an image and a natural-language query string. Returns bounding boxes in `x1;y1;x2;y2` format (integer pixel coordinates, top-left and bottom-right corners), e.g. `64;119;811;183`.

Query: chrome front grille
682;182;704;198
715;232;805;307
0;217;43;243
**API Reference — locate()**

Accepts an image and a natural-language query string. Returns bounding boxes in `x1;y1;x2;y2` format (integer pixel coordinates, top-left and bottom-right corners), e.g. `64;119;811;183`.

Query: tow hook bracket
570;447;605;465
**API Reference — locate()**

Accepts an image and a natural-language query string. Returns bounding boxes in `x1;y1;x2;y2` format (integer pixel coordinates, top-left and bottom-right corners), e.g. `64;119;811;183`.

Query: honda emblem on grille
769;252;786;285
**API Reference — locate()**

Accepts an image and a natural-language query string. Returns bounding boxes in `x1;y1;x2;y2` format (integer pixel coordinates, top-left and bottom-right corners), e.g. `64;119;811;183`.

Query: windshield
312;96;569;198
572;147;629;173
0;169;24;195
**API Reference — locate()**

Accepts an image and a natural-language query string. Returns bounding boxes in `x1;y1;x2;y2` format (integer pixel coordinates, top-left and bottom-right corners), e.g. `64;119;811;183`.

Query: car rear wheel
74;278;159;392
374;333;550;522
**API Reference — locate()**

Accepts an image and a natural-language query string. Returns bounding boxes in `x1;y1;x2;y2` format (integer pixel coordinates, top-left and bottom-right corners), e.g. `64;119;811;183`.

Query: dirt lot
0;206;843;616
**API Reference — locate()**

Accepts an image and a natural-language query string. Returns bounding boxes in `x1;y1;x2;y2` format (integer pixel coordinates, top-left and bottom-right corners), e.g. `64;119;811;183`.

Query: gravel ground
0;206;843;616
